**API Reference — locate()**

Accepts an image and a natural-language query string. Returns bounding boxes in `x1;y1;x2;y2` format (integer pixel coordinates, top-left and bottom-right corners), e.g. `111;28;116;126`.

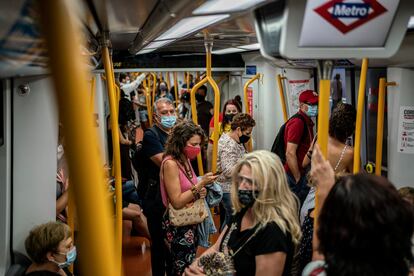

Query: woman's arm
255;252;286;276
56;190;69;215
118;128;132;145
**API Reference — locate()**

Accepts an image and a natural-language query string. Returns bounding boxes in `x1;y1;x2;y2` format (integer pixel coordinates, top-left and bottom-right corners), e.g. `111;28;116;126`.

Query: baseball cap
299;90;318;105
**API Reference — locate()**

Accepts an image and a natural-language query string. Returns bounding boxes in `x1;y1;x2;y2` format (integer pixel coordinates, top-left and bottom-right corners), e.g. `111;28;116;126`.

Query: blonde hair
230;150;302;244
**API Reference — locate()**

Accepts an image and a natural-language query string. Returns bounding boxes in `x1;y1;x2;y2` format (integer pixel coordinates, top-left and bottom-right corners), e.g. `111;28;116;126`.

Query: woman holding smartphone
216;113;256;229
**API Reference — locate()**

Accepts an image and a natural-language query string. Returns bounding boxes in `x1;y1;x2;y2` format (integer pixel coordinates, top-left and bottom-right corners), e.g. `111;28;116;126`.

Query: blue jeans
286;173;310;208
122;180;140;205
220;193;232;231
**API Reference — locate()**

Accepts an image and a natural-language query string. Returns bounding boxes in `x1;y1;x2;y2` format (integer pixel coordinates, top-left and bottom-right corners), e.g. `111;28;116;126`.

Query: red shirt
283;110;314;175
209;112;223;128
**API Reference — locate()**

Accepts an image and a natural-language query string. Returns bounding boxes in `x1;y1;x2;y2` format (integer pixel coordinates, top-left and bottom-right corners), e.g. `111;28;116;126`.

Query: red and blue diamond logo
314;0;388;34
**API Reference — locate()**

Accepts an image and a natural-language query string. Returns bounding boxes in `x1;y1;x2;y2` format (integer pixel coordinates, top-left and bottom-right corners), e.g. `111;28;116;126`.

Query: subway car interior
1;0;414;275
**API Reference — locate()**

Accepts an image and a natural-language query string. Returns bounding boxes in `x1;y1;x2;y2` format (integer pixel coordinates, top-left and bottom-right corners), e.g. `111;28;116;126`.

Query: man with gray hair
138;97;176;276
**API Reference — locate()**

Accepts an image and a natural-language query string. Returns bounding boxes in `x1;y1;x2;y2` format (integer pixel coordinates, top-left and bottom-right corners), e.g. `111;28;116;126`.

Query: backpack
270;114;308;164
131;127;161;200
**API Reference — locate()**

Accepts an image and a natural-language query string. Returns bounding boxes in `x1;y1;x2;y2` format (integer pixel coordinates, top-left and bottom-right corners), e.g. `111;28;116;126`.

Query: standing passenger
161;121;218;276
284;90;318;205
331;73;343;111
140;98;177;276
217;113;256;229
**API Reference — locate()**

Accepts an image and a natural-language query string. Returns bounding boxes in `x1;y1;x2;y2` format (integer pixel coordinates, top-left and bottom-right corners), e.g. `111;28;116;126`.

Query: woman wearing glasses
185;150;301;276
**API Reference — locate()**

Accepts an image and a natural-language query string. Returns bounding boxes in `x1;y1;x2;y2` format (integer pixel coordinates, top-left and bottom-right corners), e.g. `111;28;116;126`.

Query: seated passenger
303;145;414;276
185;150;301;276
122;201;150;240
25;222;75;276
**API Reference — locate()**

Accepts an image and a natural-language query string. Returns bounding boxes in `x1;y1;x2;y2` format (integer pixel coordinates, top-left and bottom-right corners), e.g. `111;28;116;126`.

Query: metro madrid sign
299;0;400;47
314;0;388;34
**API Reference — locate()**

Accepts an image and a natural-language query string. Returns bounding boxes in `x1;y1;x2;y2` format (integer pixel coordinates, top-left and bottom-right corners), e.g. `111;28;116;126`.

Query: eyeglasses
236;175;254;186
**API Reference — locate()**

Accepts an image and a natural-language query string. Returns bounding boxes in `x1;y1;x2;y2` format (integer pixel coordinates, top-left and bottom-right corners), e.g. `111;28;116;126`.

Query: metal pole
38;1;117;275
353;58;368;173
243;73;261;152
277;74;288;122
102;46;123;275
375;79;396;176
173;72;179;109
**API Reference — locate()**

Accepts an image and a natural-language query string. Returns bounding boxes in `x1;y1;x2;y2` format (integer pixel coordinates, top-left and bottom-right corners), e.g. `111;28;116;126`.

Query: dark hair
329;103;356;143
197;85;208;94
221;99;242;132
231;113;256;131
234;95;243;109
164;121;205;162
318;174;414;276
119;73;127;83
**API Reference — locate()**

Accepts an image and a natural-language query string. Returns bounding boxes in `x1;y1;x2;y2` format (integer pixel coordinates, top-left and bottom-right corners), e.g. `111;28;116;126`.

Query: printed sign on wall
287;80;311;116
299;0;399;47
247;87;253;116
398;106;414;154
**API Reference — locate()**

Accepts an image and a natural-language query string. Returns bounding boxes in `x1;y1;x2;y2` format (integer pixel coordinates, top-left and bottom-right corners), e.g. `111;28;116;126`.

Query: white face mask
57;144;64;160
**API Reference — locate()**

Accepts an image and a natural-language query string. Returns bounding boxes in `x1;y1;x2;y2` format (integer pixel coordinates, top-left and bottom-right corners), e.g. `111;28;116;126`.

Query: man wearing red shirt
284;90;318;204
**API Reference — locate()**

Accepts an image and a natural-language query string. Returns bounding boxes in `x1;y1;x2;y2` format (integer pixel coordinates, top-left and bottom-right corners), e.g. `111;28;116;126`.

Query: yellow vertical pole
90;77;96;112
38;0;117;275
151;72;157;108
166;72;171;92
353;58;369;173
277;74;288;122
186;72;190;92
317;80;331;158
243;73;261;152
173;72;179;109
375;79;396;176
146;86;153;127
102;47;123;275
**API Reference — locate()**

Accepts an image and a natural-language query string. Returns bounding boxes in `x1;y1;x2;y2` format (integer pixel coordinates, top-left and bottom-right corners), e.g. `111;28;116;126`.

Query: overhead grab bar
190;35;221;174
38;1;118;275
375;78;396;176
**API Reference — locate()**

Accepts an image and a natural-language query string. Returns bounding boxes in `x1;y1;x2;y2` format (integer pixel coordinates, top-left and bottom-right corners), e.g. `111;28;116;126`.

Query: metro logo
332;3;370;18
314;0;388;34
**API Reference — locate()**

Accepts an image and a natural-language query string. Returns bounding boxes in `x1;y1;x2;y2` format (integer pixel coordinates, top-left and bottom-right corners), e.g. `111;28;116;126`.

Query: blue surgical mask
53;246;77;269
160;115;177;129
306;105;318;117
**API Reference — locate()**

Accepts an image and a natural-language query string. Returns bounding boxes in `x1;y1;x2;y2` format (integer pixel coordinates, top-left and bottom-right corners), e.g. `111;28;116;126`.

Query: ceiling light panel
238;43;260;50
408;16;414;29
137;49;155;55
193;0;266;15
144;39;175;49
212;48;246;55
156;15;229;41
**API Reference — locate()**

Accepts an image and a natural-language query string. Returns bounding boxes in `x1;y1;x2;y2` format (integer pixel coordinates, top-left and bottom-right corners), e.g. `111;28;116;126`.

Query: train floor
122;213;221;276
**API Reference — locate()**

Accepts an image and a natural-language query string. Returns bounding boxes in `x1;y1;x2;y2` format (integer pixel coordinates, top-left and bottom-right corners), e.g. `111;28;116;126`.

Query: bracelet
191;186;200;200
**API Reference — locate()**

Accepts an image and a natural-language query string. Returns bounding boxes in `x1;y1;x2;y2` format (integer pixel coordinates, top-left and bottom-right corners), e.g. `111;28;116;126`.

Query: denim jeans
122;180;140;205
220;193;232;231
286;173;310;208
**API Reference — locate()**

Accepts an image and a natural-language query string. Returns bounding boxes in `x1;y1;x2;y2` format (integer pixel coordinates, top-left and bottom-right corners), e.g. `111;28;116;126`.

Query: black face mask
195;93;205;102
224;114;235;122
239;134;251;144
238;190;259;207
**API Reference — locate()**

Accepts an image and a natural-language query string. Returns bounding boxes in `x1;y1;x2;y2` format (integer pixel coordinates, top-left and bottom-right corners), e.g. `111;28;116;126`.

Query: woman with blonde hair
184;150;301;276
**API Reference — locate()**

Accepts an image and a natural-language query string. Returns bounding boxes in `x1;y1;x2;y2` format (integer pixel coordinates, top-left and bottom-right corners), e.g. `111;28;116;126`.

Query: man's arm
286;142;301;183
121;73;147;94
150;153;163;167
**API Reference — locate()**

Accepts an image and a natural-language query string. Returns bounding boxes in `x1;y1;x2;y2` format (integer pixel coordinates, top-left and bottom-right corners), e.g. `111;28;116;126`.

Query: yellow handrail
166;72;171;92
102;47;123;275
190;43;221;173
375;78;396;176
38;1;117;275
243;73;262;152
317;80;331;158
146;86;153;127
353;58;369;173
151;72;157;109
277;74;288;122
90;77;96;112
173;72;179;109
